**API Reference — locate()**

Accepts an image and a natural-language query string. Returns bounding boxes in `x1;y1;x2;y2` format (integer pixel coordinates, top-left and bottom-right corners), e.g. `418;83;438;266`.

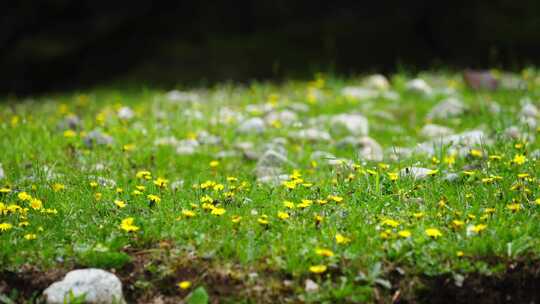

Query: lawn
1;70;540;303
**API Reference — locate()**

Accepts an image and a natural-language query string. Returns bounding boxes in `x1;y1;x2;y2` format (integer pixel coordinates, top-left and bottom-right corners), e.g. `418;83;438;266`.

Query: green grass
1;71;540;303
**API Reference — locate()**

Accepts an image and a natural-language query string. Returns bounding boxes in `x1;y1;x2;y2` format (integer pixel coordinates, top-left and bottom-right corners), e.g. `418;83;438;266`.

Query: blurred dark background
1;1;540;95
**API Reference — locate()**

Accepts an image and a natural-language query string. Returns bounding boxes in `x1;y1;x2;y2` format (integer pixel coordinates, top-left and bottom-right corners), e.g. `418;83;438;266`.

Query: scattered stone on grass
420;124;455;139
331;113;369;135
43;268;125;304
237;117;266;134
427;97;467;120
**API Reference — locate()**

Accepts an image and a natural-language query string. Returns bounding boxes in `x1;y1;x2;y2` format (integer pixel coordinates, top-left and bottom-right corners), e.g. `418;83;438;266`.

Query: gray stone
310;151;336;161
331;114;369;135
290;128;332;142
165;90;200;103
427;97;467;120
305;279;319;293
405;79;432;95
154;136;179;146
84;130;114;148
237;117;266;134
0;164;4;180
420;124;454;138
170;180;184;191
363;74;390;91
520;101;539;118
341;87;378;100
57;115;82;131
117;107;134;120
265;110;298;126
415;130;487;156
386;147;413;161
256;150;291;168
443;173;460;182
43;268;125;304
357;137;383;161
175;139;199;155
197;131;221;145
400;167;433;180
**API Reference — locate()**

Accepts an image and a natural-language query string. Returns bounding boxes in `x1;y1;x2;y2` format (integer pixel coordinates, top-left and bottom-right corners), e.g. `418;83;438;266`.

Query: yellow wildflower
119;217;139;232
309;265;327;274
425;228;442;238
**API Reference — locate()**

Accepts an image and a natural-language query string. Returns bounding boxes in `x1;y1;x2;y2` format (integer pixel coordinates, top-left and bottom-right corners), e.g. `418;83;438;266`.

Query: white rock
84;130;114;147
290;128;332;142
363;74;390;91
405;79;432;95
197;131;221;145
427;97;467;120
400;167;433;180
420;124;454;138
176;139;199;155
331;114;369;135
415;130;487;156
43;269;125;304
520;102;538;118
154;136;179;146
256;150;291;168
386;147;413;161
117;107;134;120
165;90;200;103
310;151;336;161
0;164;4;180
341;87;378;100
171;180;184;191
357;137;383;161
237;117;266;134
265;110;298;126
305;279;319;293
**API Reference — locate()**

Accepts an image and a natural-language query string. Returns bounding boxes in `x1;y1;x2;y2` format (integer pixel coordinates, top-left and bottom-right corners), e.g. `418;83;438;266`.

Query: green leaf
186;286;209;304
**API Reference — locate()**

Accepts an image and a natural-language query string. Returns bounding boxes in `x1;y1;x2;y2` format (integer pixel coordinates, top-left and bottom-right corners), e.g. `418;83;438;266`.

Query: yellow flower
512;154;527;165
136;170;152;180
0;222;13;232
283;201;295;209
444;154;456;166
327;195;343;203
451;220;465;229
94;192;102;201
258;215;270;225
52;183;65;192
30;198;43;210
335;233;351;244
114;200;126;208
147;194;161;204
315;248;335;257
298;199;313;209
24;233;37;240
231;215;242;224
182;209;196;218
456;251;464;257
471;224;487;233
209;160;220;168
89;181;98;188
0;187;11;193
177;281;192;290
18;192;32;201
63;130;76;138
535;198;540;206
398;230;412;238
425;228;442;238
381;219;399;228
277;211;289;220
153;177;169;188
469;149;483;158
119;217;139;232
211;208;226;216
309;265;327;274
506;203;521;212
387;172;399;181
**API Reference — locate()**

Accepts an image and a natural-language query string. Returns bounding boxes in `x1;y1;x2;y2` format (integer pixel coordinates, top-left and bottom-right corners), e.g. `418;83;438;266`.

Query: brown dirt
1;251;540;303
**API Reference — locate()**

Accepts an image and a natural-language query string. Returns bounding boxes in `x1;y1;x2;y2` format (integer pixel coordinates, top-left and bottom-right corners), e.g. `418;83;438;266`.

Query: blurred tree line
1;1;539;94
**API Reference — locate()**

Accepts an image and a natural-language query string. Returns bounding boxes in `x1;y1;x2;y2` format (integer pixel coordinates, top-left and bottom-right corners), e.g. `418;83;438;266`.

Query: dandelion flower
119;217;139;232
335;233;351;244
309;265;327;274
425;228;442;238
315;248;335;257
0;222;13;232
177;281;192;290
